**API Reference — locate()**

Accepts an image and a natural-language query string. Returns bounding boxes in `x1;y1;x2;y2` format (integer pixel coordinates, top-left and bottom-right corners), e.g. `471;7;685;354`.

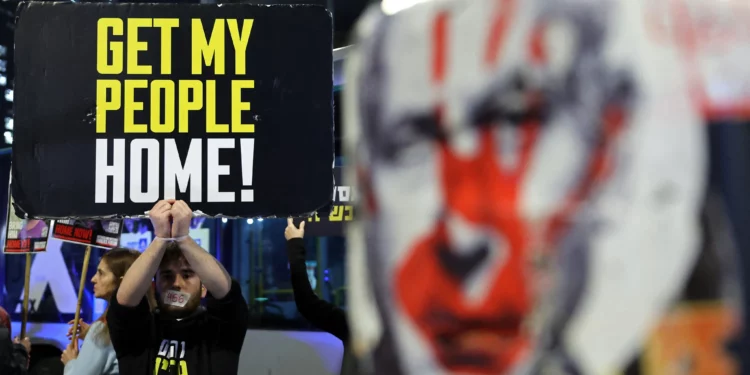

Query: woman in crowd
284;219;358;375
61;248;154;375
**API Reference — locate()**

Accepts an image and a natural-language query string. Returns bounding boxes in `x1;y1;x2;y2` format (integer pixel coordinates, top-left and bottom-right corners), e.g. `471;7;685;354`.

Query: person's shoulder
89;320;107;333
86;321;116;349
196;309;227;329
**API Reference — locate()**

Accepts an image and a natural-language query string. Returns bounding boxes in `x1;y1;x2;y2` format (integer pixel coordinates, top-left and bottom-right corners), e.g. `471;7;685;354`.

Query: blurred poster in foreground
645;0;750;119
644;303;739;374
345;0;750;374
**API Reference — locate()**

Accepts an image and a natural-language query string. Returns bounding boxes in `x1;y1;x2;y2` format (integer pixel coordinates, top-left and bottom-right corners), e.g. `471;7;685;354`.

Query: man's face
156;258;204;317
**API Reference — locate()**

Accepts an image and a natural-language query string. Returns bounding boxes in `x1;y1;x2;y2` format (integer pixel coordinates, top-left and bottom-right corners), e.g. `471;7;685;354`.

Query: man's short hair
160;241;186;269
156;241;204;294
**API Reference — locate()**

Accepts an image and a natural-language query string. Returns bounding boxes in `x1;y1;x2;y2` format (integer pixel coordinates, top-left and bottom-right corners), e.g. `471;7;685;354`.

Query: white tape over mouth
163;290;191;307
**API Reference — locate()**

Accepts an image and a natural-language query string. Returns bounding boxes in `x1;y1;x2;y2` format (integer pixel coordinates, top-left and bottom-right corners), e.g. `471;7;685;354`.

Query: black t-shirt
108;280;249;375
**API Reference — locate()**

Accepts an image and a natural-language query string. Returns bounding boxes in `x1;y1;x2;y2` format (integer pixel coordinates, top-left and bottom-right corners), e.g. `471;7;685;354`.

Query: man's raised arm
116;200;173;307
170;200;232;299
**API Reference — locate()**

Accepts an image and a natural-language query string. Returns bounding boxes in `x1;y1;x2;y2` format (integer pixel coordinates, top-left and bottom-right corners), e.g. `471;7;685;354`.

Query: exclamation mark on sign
240;139;255;202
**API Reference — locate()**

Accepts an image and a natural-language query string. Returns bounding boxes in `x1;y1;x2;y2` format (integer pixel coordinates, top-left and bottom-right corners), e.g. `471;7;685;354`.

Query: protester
284;218;358;375
62;248;151;375
0;306;30;375
108;199;249;375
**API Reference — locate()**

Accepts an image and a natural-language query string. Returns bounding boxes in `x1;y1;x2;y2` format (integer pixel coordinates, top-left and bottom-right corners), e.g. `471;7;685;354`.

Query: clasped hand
149;199;194;239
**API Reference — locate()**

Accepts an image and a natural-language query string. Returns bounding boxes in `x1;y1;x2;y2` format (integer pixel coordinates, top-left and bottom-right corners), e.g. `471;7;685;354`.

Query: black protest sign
51;219;123;249
12;2;334;218
304;167;353;237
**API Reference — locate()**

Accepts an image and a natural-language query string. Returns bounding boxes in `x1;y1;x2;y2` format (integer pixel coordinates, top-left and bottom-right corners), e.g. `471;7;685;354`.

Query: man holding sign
107;199;248;375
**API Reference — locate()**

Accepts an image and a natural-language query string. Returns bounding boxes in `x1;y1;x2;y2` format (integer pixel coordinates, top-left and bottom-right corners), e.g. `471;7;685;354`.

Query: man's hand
171;200;193;238
285;218;305;240
150;200;174;238
13;336;30;353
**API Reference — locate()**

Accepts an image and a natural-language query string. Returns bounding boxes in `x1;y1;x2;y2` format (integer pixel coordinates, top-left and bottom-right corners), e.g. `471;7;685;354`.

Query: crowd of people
0;200;352;375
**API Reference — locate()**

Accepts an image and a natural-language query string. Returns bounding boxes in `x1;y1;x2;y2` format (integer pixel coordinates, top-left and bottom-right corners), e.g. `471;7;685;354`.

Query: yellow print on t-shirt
154;339;188;375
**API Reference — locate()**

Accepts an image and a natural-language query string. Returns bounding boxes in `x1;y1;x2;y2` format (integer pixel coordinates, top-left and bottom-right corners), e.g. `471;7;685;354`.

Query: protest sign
51;219;122;249
119;231;152;252
304;167;353;237
11;2;334;219
4;194;49;254
189;227;211;252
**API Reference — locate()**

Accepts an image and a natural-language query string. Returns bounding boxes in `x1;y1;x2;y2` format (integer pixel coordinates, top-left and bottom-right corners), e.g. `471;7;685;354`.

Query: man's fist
285;218;305;240
150;200;174;238
171;200;193;238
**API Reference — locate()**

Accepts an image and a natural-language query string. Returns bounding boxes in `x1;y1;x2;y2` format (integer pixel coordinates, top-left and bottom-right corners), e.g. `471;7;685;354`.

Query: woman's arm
285;218;350;342
63;322;113;375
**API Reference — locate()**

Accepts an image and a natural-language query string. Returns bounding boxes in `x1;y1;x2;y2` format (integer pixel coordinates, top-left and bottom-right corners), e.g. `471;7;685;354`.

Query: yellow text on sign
307;205;354;222
96;18;254;76
96;79;255;134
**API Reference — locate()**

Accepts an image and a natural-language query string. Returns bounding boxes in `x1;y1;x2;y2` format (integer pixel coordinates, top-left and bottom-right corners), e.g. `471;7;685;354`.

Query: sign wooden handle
71;245;92;344
20;252;31;338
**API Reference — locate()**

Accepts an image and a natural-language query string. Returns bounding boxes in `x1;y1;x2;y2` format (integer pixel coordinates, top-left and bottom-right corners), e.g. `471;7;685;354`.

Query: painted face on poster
93;18;257;204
